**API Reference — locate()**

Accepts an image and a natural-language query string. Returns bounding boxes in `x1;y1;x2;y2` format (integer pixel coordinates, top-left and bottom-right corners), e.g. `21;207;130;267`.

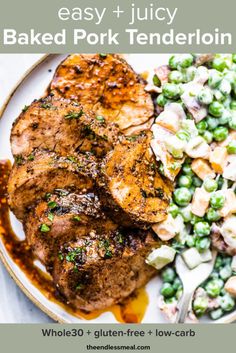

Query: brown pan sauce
0;160;149;323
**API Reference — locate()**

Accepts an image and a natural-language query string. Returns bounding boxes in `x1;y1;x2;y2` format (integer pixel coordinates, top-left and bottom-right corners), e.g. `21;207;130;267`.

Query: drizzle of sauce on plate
0;160;149;323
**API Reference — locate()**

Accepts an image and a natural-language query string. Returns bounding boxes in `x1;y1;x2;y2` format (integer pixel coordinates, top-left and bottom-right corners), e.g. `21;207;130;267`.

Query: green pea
195;237;211;252
230;100;236;110
214;90;225;103
212;57;228;72
180;206;193;223
168;70;183;84
214;256;223;269
182;163;194;176
196;120;208;134
163;83;180;99
208;70;223;88
192;176;202;187
210;192;225;209
164;297;177;304
186;235;196;247
178;175;192;188
161;283;176;298
205;279;224;298
209;102;224;117
202;130;213;144
213;126;229;142
169;203;179;218
193;296;208;316
197;88;213;105
224;71;236;84
173;277;182;291
210;308;223;320
219;79;232;96
227;140;236;154
169;55;179;69
229;114;236;130
156;94;168;107
220;294;235;311
162;267;176;283
183;66;197;82
219;265;232;280
190;215;204;225
206;116;219;130
178;54;193;68
176;130;190;142
194;221;211;237
222;257;232;266
206;208;221;222
173;187;192;206
203;178;218;192
218;109;231;125
209;271;220;280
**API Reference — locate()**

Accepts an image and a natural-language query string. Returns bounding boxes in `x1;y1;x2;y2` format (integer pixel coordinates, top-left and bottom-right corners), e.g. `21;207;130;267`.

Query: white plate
0;54;235;323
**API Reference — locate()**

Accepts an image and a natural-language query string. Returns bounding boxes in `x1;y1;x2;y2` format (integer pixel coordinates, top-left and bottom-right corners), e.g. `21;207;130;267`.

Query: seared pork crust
11;96;120;158
25;191;116;268
8;151;97;220
50;54;154;134
98;132;172;228
53;229;159;311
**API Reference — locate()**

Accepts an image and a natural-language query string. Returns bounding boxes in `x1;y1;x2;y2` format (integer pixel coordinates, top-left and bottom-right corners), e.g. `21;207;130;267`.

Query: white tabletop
0;54;53;323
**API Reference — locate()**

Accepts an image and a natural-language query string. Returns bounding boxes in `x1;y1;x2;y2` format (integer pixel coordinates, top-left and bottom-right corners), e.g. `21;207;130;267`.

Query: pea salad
145;54;236;322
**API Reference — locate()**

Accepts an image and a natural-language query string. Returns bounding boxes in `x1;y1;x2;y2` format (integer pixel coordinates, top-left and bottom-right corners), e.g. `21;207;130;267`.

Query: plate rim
0;53;236;324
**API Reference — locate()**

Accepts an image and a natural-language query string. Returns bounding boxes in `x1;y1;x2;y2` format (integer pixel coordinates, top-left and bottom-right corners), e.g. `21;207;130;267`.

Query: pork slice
7;151;97;220
11;96;120;158
50;54;154;133
98;132;172;228
24;192;115;269
53;229;158;311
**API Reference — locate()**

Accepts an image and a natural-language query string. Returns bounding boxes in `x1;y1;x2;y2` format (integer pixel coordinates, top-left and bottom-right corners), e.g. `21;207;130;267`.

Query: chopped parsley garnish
47;213;54;222
64;110;83;119
98;239;113;258
27;154;35;161
58;252;64;261
15;155;23;165
99;54;107;58
65;247;84;263
44;193;52;201
22;105;29;112
105;249;112;258
76;284;83;290
40;224;51;232
67;156;77;163
73;216;81;222
47;201;58;209
127;135;138;142
117;233;124;244
96;115;105;123
41;103;53;109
